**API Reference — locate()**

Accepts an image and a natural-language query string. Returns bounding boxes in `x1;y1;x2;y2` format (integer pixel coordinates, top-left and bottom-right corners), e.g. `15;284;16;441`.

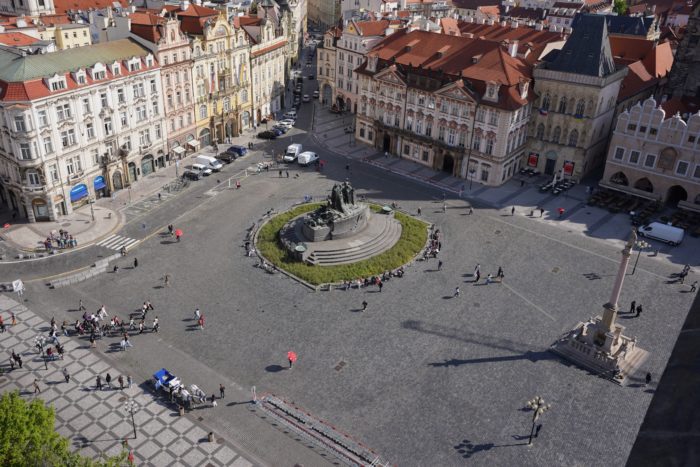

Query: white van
191;163;212;176
297;151;319;166
195;155;223;172
638;222;685;246
284;143;302;162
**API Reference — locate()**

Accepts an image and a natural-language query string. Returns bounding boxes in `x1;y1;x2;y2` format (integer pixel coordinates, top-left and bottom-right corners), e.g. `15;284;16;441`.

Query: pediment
375;67;406;85
435;82;476;103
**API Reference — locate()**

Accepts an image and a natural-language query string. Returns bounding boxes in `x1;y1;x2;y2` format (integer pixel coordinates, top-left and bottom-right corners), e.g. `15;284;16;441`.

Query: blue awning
93;176;106;191
70;184;88;202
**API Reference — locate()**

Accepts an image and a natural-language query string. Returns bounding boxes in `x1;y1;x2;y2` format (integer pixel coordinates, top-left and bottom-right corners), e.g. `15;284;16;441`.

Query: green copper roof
0;39;151;82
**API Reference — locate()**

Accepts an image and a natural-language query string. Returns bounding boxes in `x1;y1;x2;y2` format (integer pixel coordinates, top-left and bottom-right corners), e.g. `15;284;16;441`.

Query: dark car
272;125;289;134
271;127;284;136
182;170;202;181
257;130;277;140
226;145;247;157
216;152;236;164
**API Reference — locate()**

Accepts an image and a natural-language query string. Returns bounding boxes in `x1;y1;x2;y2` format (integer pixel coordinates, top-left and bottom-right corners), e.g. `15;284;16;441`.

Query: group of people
424;228;443;260
95;372;133;391
340;268;405;291
44;229;78;251
70;301;159;351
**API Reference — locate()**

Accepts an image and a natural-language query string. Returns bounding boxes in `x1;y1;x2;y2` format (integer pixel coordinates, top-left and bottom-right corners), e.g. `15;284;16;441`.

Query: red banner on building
528;153;539;167
563;160;575;176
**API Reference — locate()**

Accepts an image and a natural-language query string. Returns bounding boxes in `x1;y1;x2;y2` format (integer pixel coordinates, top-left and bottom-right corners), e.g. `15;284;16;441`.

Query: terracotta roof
479;5;501;16
457;21;564;47
37;14;73;26
0;32;40;46
616;59;657;101
452;0;500;9
362;29;533;109
441;17;461;36
501;6;548;21
609;36;655;61
354;20;390;36
176;4;219;35
661;95;700;119
53;0;129;14
251;39;287;58
238;15;262;26
130;12;166;43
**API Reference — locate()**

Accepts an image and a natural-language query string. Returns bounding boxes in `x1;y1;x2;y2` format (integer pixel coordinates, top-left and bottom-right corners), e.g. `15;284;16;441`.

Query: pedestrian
105;373;112;389
539;207;544;217
443;203;447;213
438;260;443;271
113;265;119;273
497;267;504;280
163;274;171;287
118;375;124;390
558;207;565;218
33;379;41;394
236;180;241;189
211;394;218;407
361;300;368;311
679;270;687;284
79;299;86;311
121;246;128;257
168;224;173;236
133;258;138;268
279;169;282;177
378;281;383;292
158;193;162;201
127;375;133;388
287;351;297;368
690;281;698;293
16;356;22;368
63;368;70;383
630;300;636;314
486;274;493;285
11;312;16;326
511;206;515;216
286;170;289;178
645;372;652;386
96;375;102;390
198;315;205;330
417;207;422;216
474;264;480;277
468;207;473;215
153;317;159;333
194;308;201;320
90;335;96;348
636;304;643;318
219;384;225;399
454;286;461;297
520;180;525;187
138;322;144;334
475;271;481;283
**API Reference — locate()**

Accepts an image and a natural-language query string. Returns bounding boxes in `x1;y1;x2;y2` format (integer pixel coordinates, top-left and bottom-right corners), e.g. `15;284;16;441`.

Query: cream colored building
317;26;340;106
601;98;700;210
37;23;92;49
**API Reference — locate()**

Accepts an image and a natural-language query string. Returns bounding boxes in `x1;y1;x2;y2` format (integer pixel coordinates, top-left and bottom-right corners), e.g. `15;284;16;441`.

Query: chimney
508;40;518;57
180;0;190;10
500;20;507;27
477;17;485;24
511;20;518;28
535;21;543;31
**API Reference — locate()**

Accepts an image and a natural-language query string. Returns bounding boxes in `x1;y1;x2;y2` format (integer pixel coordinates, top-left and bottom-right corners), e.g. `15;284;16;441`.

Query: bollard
178;405;185;416
208;432;215;443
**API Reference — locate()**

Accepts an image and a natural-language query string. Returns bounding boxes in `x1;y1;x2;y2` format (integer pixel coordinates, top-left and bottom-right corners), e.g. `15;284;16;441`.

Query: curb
48;253;120;289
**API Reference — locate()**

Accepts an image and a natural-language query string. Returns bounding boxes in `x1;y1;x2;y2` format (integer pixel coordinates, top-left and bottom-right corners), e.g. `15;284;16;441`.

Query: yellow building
37;23;92;49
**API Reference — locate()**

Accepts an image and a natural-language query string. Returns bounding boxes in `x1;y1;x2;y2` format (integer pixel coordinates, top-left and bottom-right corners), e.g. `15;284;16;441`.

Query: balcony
16;157;42;168
22;185;46;194
374;119;467;154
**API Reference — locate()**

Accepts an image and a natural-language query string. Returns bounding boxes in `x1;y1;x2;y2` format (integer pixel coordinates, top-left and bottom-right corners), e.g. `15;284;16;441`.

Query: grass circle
256;203;429;285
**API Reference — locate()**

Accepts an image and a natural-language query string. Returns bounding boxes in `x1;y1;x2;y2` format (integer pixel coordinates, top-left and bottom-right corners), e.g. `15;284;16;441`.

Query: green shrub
256;203;428;285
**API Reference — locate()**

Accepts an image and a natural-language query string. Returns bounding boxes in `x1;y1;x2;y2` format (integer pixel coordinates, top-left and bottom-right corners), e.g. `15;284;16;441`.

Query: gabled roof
451;0;500;10
175;3;219;35
641;40;673;78
130;12;167;44
616;59;657;101
354;20;390;36
545;14;616;77
53;0;129;14
441;17;460;36
457;20;565;47
0;32;40;47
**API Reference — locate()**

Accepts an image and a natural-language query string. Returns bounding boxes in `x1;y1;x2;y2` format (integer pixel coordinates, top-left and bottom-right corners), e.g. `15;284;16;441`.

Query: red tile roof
609;36;655;61
53;0;129;14
354;20;390;36
176;4;219;35
457;21;565;48
616;59;657;101
641;40;673;78
130;12;166;44
661;95;700;119
251;39;287;58
609;36;674;78
0;32;39;46
441;17;460;36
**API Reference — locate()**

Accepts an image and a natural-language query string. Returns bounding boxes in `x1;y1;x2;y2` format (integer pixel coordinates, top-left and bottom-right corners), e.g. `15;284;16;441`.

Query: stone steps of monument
306;215;390;254
308;218;402;266
549;341;613;377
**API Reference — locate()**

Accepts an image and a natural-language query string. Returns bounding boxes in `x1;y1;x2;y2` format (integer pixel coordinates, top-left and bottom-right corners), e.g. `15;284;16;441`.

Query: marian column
601;228;637;332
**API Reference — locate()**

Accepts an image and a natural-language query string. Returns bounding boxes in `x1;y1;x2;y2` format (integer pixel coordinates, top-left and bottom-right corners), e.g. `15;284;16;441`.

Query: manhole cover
334;360;347;371
473;302;480;308
494;230;501;235
552;267;560;273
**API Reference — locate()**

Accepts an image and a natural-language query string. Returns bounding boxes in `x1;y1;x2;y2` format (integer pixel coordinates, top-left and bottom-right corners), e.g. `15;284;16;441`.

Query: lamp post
631;240;650;275
34;335;47;370
124;400;139;440
89;197;95;222
526;396;550;446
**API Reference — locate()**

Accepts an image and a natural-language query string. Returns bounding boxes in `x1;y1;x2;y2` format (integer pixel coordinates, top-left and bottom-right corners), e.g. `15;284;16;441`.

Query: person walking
486;274;493;285
11;312;16;326
198;315;205;330
645;372;652;386
79;299;86;311
690;281;698;293
153;317;159;333
417;207;422;216
378;281;383;293
454;286;461;297
168;224;174;236
511;206;515;216
210;394;218;407
105;373;112;389
475;270;481;284
32;379;41;394
63;368;70;383
194;308;201;321
443;203;447;213
219;384;225;399
497;267;504;280
361;300;368;312
539;207;545;218
138;322;144;334
636;304;643;318
287;351;297;368
630;300;636;314
133;258;138;268
118;375;124;390
468;207;473;215
96;375;102;391
90;335;97;348
438;260;443;271
163;274;171;287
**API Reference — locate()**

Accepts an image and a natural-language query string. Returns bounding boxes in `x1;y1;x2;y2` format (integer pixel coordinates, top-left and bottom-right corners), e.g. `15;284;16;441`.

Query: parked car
272;125;289;134
195;155;223;172
216;153;236;164
191;163;212;176
302;95;310;102
182;170;201;181
297;151;319;166
257;130;277;139
638;222;685;246
279;119;295;128
271;128;284;136
283;110;297;119
313;90;319;98
285;143;303;162
225;145;248;157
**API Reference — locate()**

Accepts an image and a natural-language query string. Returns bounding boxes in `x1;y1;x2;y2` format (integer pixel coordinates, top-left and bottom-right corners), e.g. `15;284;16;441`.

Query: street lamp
631;240;650;275
526;396;551;446
89;197;95;222
124;400;139;440
34;335;47;370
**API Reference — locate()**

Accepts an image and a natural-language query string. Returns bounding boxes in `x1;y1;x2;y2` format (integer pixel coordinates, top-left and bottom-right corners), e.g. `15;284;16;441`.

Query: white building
0;39;167;222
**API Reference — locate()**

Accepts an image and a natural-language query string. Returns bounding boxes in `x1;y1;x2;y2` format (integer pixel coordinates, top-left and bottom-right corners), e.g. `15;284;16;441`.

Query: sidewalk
0;294;260;466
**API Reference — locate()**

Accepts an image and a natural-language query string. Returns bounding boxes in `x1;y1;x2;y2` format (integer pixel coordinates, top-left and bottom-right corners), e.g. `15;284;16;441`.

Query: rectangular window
19;142;32;160
133;83;145;98
150;79;157;93
117;88;125;103
50;79;66;91
82;98;91;114
422;150;429;161
613;147;625;160
694;165;700;179
136;106;147;122
60;129;76;147
627;123;637;131
644;154;656;168
120;111;128;127
86;123;95;139
489;110;499;125
49;164;58;182
676;160;689;176
438;126;445;141
152;101;159;116
472;134;481;151
92;148;100;166
38;110;49;127
689;135;697;144
100;92;108;108
649;127;657;136
629;150;640;164
485;138;494;155
93;70;106;80
104;118;113;136
447;128;456;146
14;116;26;132
155;124;162;140
639;126;647;133
27;172;40;185
56;104;72;121
403;144;410;155
43;137;54;154
481;168;489;182
427;97;435;109
66;158;74;175
476;108;485;122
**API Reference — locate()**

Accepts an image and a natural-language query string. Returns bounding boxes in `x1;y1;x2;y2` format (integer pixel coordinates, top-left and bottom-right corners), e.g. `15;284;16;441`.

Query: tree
0;391;127;466
613;0;628;15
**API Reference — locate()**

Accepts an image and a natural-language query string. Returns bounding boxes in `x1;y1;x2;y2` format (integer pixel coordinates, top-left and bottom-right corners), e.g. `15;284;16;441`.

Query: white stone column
601;229;636;332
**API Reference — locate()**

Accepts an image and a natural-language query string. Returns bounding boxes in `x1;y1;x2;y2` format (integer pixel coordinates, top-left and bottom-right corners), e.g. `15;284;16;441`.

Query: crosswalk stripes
95;234;140;251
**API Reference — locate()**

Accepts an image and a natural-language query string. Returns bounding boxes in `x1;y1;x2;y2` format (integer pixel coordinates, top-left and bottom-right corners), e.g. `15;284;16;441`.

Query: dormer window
46;74;67;92
90;63;107;81
74;70;87;85
145;54;154;67
126;57;141;72
367;55;378;73
484;82;499;102
111;62;121;75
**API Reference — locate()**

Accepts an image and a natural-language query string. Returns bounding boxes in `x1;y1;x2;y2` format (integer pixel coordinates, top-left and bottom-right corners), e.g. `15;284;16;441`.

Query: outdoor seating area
519;168;541;177
670;209;700;237
587;189;661;224
540;178;575;195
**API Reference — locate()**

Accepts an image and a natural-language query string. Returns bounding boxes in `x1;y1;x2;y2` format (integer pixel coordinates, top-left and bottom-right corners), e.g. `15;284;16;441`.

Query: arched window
552;126;561;143
558;98;567;114
199;105;207;119
541;93;550;111
536;123;545;139
568;129;578;147
223;98;230;112
576;99;585;116
240;89;248;103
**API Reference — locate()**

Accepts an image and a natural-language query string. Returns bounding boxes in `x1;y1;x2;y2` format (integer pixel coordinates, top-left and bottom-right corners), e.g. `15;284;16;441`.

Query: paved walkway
0;294;259;466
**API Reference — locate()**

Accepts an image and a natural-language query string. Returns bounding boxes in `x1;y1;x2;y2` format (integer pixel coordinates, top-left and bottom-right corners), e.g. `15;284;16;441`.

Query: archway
32;198;49;221
112;171;123;191
382;133;391;152
322;84;332;106
242;111;250;129
609;171;629;186
128;162;137;183
666;185;687;206
442;154;454;174
634;177;654;193
345;98;352;114
336;95;345;111
141;155;155;177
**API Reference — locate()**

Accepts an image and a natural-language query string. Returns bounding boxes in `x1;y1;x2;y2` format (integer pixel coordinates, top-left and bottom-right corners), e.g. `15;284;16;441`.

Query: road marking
96;235;139;251
499;281;556;321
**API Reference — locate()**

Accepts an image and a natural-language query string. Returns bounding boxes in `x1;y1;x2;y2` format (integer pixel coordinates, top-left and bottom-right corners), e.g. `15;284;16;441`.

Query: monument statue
302;181;369;241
